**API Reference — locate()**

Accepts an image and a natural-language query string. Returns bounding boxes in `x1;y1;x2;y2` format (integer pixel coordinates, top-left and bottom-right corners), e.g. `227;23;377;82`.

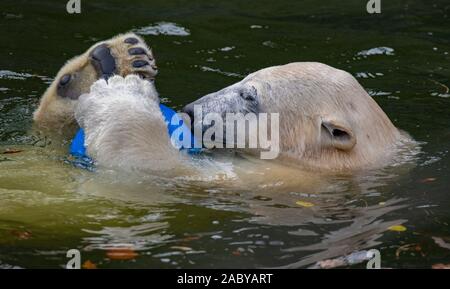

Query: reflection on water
134;22;191;37
0;0;449;268
0;141;420;268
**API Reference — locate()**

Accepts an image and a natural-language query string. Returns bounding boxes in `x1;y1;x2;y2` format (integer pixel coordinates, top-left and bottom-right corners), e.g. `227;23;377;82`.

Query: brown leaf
82;260;97;269
232;250;241;256
3;149;23;154
315;259;346;269
432;263;450;269
395;243;423;259
10;230;32;240
181;235;200;242
419;178;437;183
106;248;138;260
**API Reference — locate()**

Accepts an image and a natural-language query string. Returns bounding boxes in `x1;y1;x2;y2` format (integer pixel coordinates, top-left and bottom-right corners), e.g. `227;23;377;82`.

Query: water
0;0;449;268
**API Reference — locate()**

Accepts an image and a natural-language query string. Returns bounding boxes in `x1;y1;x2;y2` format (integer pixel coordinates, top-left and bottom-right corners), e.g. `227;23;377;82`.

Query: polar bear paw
75;74;165;157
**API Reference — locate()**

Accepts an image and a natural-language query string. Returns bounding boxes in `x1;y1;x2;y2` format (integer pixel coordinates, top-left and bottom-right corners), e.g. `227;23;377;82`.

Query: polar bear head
183;62;406;170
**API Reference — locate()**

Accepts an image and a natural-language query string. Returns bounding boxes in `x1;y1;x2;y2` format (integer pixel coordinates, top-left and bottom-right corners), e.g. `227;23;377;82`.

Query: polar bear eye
59;74;71;86
239;86;257;101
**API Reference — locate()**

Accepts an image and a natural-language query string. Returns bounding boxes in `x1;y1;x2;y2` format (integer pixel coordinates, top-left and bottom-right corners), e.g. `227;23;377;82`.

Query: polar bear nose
89;43;117;80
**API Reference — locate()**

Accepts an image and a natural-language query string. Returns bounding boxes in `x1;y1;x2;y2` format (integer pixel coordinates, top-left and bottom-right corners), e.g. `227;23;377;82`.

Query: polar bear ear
321;118;356;151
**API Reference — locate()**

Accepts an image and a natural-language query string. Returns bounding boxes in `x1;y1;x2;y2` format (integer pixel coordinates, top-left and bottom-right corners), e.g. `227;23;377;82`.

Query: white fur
75;75;185;172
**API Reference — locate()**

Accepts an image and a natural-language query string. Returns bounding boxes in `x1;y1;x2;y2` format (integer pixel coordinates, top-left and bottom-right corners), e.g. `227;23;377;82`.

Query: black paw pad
124;37;139;44
128;47;147;55
132;60;149;68
90;44;116;80
59;74;71;86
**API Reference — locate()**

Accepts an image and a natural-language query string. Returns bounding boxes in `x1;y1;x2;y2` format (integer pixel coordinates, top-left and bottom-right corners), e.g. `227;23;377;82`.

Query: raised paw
106;33;158;81
87;33;157;83
33;32;159;137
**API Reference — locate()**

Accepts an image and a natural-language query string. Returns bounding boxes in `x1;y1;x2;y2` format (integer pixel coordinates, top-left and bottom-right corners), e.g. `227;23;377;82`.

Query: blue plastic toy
70;103;201;161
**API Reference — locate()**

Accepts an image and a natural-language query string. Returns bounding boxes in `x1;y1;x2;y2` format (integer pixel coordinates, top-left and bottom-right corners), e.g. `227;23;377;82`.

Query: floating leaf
315;259;346;269
388;225;407;232
419;178;437;183
432;263;450;269
395;243;423;259
296;201;314;208
181;235;200;242
10;230;32;240
106;248;138;260
232;250;241;256
2;149;23;154
82;260;97;269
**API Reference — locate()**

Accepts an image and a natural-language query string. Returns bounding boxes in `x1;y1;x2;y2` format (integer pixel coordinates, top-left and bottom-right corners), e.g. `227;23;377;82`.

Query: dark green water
0;0;449;268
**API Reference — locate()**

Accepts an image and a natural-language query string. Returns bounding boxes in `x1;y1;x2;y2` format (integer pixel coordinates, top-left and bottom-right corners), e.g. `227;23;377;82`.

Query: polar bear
33;32;157;139
182;62;413;171
34;32;413;172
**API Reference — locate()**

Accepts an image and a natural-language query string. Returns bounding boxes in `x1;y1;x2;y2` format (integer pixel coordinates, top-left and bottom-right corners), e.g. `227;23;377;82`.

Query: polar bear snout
182;84;260;136
182;84;266;151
